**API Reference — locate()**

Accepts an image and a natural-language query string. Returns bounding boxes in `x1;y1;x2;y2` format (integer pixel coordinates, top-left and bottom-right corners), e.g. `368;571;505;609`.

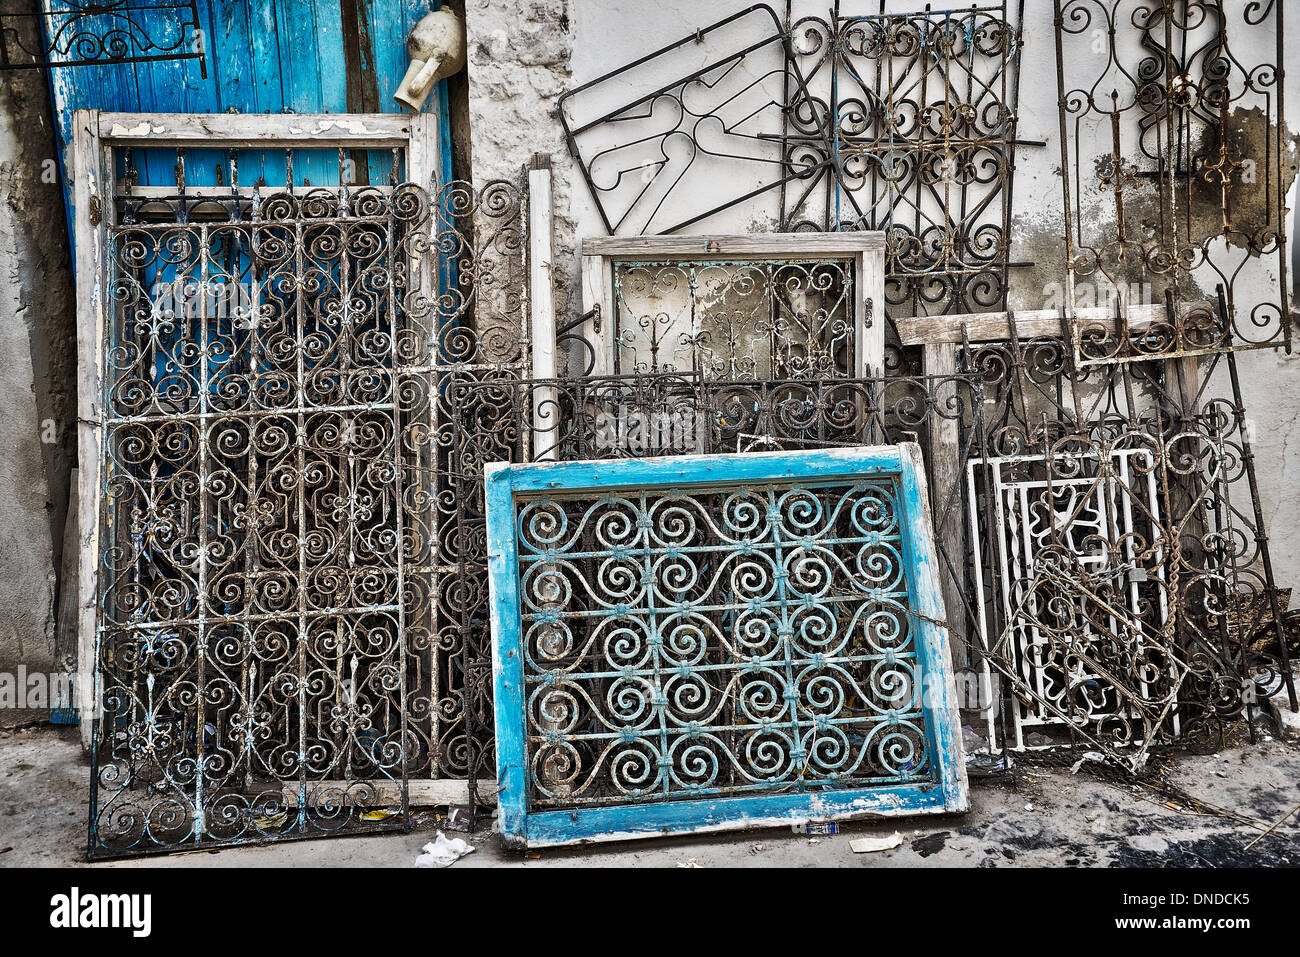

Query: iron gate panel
557;4;823;237
486;446;967;847
0;1;206;72
91;186;416;857
88;168;531;856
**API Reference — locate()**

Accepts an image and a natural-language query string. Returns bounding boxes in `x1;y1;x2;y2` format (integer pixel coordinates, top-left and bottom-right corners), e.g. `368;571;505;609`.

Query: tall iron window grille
84;122;530;855
782;1;1034;318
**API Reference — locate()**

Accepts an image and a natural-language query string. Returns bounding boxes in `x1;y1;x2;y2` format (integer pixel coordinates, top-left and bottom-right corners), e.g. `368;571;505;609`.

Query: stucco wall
463;0;1300;600
0;2;77;725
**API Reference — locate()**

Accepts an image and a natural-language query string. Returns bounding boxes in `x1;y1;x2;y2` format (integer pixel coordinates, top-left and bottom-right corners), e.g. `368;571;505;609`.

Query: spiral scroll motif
513;479;934;808
91;178;528;856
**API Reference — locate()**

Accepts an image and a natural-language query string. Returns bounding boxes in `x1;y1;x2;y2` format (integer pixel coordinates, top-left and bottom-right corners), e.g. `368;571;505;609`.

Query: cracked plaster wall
0;1;76;725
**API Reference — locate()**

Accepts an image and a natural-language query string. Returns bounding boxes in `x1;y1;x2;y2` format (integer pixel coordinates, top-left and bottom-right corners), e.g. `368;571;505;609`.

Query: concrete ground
1;723;1298;868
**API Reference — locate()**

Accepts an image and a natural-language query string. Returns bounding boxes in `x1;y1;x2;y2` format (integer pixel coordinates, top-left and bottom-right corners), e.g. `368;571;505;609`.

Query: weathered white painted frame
580;233;887;379
70;111;442;758
528;157;558;460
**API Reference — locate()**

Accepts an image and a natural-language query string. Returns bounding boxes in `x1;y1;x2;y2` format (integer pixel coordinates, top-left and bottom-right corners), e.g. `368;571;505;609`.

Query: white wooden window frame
70;111;445;751
579;233;887;380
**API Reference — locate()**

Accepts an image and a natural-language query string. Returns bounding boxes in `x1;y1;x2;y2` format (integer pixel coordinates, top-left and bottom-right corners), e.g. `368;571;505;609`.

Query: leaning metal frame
1054;0;1292;365
968;444;1180;754
960;301;1296;764
557;4;825;237
76;112;531;857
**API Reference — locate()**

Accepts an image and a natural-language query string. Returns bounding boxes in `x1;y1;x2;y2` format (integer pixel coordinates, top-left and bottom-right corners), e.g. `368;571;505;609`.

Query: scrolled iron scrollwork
515;478;934;807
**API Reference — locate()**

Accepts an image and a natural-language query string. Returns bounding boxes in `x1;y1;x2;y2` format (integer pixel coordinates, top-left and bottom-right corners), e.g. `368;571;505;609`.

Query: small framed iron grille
486;445;967;847
783;2;1031;317
611;258;855;379
579;234;886;382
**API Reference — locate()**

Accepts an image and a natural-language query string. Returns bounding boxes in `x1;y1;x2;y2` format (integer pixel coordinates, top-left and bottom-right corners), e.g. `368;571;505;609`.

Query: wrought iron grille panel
89;167;530;855
960;316;1296;761
783;2;1028;317
1054;0;1292;363
92;184;414;857
449;373;981;462
400;179;528;795
0;0;205;72
611;258;855;378
559;3;1031;319
514;478;934;807
486;446;967;846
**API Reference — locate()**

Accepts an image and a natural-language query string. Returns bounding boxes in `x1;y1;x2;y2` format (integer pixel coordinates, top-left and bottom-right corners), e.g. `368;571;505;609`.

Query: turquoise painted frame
485;444;969;848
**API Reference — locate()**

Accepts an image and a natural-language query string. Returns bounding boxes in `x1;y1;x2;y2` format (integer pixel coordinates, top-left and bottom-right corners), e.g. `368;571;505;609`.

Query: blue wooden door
44;0;453;234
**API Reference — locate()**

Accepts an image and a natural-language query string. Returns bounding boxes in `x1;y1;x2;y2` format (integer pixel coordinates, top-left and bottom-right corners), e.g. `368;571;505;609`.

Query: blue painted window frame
485;444;969;848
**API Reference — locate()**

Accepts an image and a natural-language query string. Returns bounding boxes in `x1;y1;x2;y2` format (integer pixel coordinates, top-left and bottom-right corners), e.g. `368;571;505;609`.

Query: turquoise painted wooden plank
246;0;286;186
366;0;407;182
274;0;328;186
206;0;257;186
316;0;349;114
273;0;323;114
244;0;285;113
484;459;529;843
485;445;970;849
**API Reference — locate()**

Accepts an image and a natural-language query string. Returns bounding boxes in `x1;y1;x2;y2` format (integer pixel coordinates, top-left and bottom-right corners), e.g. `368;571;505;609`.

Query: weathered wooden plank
858;246;886;377
922;343;968;664
529;158;558;460
894;302;1210;346
209;0;259;185
276;0;329;184
580;253;613;378
97;112;415;146
582;233;887;258
72;109;108;749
